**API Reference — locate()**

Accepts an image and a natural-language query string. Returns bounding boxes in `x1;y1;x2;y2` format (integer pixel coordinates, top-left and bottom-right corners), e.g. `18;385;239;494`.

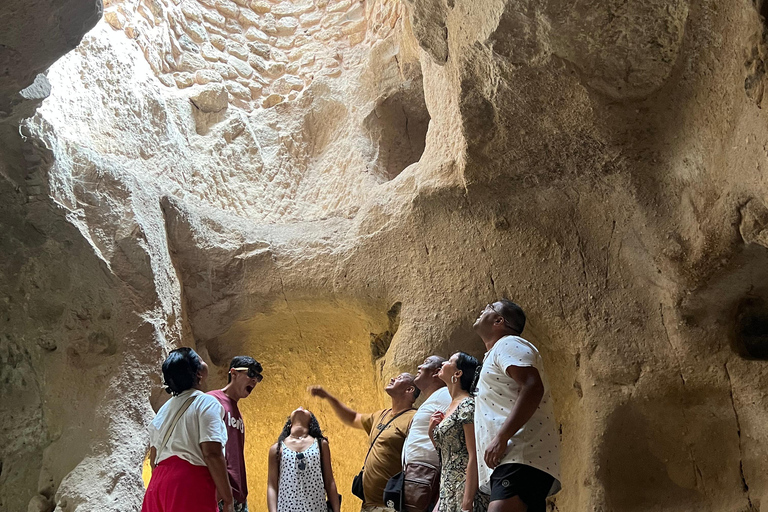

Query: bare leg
488;496;527;512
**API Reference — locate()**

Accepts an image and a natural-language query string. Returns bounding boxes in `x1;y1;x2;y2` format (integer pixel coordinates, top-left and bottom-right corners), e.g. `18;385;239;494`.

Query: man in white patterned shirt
473;299;561;512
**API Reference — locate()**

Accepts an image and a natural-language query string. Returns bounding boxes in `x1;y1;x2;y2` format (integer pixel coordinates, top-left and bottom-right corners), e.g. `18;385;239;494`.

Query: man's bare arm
484;365;545;468
308;386;364;429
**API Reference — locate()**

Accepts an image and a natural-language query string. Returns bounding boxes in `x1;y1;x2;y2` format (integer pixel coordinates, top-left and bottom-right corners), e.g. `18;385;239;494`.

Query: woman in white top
142;347;235;512
267;407;340;512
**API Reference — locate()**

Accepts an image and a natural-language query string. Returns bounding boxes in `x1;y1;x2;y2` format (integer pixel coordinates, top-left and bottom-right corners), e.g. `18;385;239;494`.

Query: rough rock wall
3;0;768;511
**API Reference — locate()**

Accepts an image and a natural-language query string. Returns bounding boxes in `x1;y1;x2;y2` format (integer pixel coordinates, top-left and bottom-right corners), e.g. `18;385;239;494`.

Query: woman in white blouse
142;347;235;512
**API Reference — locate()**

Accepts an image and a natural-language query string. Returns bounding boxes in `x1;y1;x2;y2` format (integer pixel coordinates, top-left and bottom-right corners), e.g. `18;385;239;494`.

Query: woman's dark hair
162;347;203;396
277;412;326;444
276;412;328;481
456;352;480;394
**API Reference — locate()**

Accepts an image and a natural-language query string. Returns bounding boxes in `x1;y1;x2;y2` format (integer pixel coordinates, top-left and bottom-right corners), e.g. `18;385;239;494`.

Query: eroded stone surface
2;0;768;512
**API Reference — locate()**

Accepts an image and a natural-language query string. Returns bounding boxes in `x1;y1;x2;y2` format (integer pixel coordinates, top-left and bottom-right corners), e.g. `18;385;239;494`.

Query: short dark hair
163;347;203;396
425;355;446;370
228;355;263;383
498;299;526;334
405;374;421;400
455;352;480;393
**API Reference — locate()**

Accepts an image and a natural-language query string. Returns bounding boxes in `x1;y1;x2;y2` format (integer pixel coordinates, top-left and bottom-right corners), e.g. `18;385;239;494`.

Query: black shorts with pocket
489;463;555;512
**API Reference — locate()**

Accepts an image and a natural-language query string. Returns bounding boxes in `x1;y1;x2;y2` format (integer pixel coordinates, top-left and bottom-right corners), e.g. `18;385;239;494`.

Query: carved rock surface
2;0;768;511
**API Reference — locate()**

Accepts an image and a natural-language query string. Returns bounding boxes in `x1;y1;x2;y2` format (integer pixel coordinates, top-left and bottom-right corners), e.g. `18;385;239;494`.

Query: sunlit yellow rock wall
206;300;391;512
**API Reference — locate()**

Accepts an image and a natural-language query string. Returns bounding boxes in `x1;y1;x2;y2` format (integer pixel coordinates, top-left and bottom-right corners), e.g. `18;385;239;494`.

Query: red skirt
141;456;217;512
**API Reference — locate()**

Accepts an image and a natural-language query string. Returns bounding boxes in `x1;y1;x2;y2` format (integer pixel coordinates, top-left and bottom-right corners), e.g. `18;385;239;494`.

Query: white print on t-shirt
227;411;245;434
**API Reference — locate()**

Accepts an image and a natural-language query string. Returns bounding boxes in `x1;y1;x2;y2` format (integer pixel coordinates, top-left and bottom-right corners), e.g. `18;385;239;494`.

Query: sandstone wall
2;0;768;511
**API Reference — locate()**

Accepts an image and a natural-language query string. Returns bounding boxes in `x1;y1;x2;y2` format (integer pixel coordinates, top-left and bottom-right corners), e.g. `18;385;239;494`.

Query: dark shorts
489;463;555;512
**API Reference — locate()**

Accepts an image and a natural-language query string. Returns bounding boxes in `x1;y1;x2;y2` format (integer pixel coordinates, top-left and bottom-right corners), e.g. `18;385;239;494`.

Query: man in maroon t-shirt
209;356;263;512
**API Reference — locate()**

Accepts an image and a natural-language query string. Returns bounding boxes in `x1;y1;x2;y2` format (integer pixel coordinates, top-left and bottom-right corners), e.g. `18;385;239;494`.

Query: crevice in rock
370;301;401;360
724;362;755;510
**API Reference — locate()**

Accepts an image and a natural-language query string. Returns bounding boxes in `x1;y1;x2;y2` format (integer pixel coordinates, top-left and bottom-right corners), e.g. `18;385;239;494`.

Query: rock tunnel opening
196;299;398;512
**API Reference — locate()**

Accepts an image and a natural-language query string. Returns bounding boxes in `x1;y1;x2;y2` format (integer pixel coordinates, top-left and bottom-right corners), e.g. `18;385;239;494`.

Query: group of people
141;299;561;512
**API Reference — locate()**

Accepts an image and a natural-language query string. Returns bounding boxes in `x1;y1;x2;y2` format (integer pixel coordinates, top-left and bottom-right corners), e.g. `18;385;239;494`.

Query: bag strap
361;408;414;469
156;394;197;457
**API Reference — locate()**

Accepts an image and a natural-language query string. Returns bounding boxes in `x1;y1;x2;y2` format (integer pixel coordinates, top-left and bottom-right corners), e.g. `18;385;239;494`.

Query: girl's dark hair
275;412;329;482
277;412;326;444
162;347;203;396
455;352;480;394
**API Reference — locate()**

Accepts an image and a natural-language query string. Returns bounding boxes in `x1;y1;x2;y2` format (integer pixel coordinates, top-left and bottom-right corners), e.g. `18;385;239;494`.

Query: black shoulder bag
352;409;413;502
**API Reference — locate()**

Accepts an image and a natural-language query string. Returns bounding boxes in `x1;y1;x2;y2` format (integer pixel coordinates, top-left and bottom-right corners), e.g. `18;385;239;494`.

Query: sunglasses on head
232;367;263;382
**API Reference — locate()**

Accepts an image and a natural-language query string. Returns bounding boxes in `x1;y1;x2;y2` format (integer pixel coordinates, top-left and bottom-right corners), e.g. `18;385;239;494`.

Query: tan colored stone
227;42;249;60
250;0;270;13
173;72;195;88
180;2;203;22
322;12;346;29
225;18;243;33
271;0;313;17
210;34;227;50
275;17;298;35
200;42;223;61
273;75;303;94
214;0;239;17
238;8;260;26
341;18;366;35
184;21;208;42
212;62;238;79
327;0;350;12
202;10;226;27
189;82;228;111
320;67;341;77
261;13;277;34
248;54;267;73
348;30;365;45
248;83;263;97
270;48;289;63
124;25;139;39
195;69;223;84
261;93;283;108
228;56;253;78
298;11;322;26
104;10;126;30
247;42;270;58
175;52;206;72
244;26;269;42
225;80;252;100
274;37;294;49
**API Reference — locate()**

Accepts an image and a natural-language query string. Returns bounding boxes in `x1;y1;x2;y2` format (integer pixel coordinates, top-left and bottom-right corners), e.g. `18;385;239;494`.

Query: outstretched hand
308;385;330;399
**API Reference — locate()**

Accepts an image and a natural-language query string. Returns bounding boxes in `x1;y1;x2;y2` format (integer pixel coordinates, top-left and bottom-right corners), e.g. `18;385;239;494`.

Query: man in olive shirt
309;373;419;511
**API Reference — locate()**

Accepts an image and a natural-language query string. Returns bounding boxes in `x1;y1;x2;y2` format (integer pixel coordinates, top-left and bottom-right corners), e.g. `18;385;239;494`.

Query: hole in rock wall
203;300;393;512
733;296;768;360
760;0;768;23
364;76;430;181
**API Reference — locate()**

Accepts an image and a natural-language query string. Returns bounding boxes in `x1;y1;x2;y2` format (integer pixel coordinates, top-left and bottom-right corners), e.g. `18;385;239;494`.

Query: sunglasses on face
296;452;306;471
232;367;263;382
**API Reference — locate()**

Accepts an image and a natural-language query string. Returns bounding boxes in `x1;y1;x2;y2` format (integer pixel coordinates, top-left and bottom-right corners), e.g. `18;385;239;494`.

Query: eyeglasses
296;452;306;471
484;304;514;330
232;367;263;382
